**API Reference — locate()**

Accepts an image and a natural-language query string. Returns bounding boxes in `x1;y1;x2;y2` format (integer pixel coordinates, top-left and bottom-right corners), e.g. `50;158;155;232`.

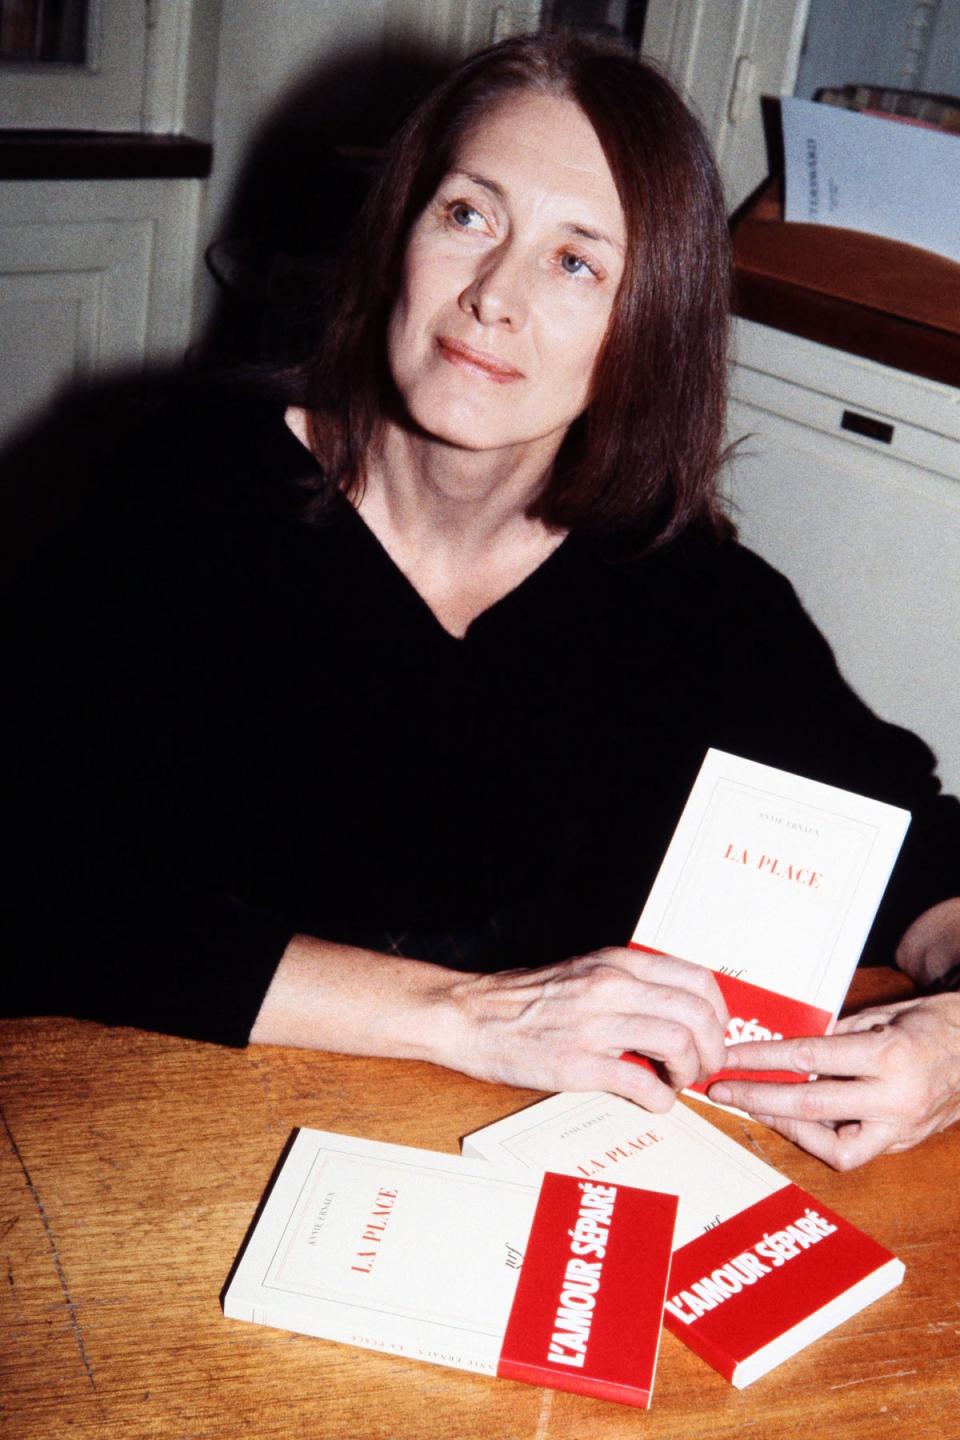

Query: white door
643;0;810;211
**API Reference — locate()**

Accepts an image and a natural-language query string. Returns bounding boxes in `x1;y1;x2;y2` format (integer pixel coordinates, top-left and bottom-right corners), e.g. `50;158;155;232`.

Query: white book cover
224;1128;678;1408
462;1089;785;1250
781;96;960;263
464;1094;904;1388
630;749;909;1087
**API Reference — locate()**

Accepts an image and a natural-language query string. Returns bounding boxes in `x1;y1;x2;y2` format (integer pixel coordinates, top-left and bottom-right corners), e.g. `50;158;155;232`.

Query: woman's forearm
248;933;470;1062
248;936;729;1112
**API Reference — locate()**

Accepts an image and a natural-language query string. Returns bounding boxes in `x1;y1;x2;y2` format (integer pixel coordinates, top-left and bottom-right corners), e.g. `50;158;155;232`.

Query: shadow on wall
196;40;452;373
0;44;452;588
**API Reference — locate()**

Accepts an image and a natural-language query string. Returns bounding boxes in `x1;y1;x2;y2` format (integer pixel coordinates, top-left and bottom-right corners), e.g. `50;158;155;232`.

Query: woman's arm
250;935;729;1111
706;899;960;1168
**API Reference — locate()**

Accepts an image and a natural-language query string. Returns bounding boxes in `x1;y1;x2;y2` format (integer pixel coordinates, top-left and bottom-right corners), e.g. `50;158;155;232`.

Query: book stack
817;84;960;136
224;1097;904;1402
224;750;909;1406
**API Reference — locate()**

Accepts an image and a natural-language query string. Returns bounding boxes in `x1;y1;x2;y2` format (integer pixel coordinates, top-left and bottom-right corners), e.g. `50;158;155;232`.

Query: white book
463;1090;786;1249
464;1093;904;1388
630;749;909;1085
224;1128;678;1408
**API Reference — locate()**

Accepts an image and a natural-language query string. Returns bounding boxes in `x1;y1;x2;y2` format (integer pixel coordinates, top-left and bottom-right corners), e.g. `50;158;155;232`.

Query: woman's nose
458;245;529;329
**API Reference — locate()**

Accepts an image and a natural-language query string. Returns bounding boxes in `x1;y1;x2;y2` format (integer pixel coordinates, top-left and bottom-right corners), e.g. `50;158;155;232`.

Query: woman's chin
396;395;569;464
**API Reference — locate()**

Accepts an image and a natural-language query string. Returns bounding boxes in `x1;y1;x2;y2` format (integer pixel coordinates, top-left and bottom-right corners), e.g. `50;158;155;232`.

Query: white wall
795;0;960;99
197;0;389;328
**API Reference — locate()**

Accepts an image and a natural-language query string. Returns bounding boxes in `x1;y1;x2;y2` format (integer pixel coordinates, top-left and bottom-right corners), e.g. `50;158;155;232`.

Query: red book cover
467;1094;906;1389
498;1172;678;1408
662;1183;905;1388
629;944;833;1085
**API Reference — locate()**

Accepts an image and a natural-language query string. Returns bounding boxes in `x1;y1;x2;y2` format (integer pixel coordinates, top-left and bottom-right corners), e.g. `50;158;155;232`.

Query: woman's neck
352;421;568;638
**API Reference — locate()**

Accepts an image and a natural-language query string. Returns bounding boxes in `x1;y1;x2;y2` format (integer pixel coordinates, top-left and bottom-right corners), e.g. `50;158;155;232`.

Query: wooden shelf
0;130;212;180
732;180;960;388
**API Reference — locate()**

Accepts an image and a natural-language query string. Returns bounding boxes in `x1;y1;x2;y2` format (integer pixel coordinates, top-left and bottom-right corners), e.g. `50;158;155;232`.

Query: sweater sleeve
699;542;960;960
1;385;300;1045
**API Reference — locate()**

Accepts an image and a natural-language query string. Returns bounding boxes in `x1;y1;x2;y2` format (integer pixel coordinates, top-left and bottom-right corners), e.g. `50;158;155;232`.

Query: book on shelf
464;1091;905;1388
224;1127;678;1409
780;96;960;263
816;84;960;135
630;748;909;1089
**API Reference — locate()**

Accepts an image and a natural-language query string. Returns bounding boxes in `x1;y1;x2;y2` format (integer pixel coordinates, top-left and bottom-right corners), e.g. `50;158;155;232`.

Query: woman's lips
435;336;523;383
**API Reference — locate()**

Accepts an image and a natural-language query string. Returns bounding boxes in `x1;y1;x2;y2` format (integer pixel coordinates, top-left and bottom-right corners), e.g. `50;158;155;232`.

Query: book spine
224;1292;497;1375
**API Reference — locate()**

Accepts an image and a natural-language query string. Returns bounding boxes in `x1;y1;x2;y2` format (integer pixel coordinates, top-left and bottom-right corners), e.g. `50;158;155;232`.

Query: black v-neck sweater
4;380;959;1043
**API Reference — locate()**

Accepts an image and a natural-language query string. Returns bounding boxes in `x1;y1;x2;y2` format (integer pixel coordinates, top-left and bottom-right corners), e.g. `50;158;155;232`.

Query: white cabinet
725;319;960;796
0;0;217;442
0;177;203;438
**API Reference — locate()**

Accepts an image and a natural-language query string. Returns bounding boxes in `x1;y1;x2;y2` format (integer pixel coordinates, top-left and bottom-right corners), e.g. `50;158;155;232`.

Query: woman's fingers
745;1115;900;1171
621;946;729;1027
455;945;728;1102
720;1027;888;1080
708;995;960;1168
540;947;729;1082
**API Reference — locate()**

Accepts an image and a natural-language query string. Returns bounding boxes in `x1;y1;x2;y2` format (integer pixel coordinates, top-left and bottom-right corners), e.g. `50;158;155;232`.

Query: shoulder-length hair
303;32;732;546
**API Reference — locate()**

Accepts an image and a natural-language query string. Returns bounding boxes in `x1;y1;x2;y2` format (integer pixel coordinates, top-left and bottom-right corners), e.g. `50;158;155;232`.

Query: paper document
782;96;960;263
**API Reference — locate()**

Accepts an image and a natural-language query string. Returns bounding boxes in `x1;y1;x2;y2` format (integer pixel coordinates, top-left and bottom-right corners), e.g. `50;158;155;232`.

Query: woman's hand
251;937;726;1111
896;897;960;990
707;992;960;1168
449;946;728;1111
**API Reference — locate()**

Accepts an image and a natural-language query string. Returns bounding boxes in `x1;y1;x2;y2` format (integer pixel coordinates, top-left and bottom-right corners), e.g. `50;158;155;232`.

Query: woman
5;34;960;1167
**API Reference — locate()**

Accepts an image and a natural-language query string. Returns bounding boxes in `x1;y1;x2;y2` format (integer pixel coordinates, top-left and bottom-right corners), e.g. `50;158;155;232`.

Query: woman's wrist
896;898;960;992
249;932;481;1065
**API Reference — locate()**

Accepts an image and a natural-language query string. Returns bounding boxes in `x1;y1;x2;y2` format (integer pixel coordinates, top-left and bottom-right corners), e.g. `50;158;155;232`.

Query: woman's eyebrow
449;170;624;255
452;169;505;200
564;222;625;256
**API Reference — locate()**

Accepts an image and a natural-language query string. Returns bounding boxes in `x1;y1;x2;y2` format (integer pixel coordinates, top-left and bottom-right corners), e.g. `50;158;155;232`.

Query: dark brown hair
304;32;732;546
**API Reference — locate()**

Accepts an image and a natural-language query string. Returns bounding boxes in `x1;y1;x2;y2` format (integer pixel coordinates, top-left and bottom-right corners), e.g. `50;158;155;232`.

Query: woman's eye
448;202;485;230
559;251;598;279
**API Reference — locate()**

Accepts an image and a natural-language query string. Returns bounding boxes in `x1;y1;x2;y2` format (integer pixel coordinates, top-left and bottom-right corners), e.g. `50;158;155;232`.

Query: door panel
643;0;810;210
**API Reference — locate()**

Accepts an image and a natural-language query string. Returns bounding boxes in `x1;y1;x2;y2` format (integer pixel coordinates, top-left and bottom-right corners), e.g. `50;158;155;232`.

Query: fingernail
709;1084;733;1103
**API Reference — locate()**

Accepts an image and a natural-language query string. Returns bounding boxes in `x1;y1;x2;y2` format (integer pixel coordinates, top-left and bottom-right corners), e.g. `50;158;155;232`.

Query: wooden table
2;970;957;1439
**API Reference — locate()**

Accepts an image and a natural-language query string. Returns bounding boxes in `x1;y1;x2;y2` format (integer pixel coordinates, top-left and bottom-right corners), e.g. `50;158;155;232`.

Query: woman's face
386;91;626;464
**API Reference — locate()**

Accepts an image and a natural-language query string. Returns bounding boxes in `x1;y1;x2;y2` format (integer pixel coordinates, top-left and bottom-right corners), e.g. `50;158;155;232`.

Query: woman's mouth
435;337;524;383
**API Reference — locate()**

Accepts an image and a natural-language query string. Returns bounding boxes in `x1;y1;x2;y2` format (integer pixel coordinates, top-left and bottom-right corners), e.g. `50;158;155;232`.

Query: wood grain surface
2;969;957;1439
731;178;960;386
